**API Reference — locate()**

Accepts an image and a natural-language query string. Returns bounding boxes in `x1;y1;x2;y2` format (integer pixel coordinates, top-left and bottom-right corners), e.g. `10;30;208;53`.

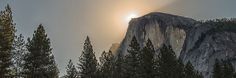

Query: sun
125;13;138;22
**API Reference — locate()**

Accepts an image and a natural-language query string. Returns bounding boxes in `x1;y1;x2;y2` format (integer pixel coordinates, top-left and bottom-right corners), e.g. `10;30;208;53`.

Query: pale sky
0;0;236;76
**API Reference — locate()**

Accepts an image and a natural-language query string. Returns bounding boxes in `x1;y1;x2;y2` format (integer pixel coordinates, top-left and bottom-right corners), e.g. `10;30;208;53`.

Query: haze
0;0;235;76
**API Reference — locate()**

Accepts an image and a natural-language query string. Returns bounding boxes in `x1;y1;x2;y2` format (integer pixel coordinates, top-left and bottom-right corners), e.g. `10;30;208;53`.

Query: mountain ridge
117;12;236;78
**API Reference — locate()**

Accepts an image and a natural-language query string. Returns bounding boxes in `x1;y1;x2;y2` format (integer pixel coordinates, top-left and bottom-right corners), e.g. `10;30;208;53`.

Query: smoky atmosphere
0;0;236;78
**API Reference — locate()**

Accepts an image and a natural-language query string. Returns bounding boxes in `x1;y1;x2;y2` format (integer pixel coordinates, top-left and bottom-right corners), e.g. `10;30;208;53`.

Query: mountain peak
129;12;197;32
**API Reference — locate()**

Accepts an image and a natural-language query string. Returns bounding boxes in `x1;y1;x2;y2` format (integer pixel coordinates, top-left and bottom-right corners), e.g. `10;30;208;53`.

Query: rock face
180;24;236;77
117;12;236;78
118;12;197;56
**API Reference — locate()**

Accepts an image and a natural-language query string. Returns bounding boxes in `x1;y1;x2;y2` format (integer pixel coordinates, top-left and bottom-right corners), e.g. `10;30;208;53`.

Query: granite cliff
117;12;236;78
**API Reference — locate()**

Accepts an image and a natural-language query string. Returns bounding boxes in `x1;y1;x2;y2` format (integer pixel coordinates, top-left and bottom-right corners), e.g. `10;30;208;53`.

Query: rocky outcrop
117;12;236;78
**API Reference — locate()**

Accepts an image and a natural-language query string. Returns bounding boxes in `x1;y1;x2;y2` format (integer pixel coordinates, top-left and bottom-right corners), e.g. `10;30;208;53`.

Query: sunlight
125;12;138;22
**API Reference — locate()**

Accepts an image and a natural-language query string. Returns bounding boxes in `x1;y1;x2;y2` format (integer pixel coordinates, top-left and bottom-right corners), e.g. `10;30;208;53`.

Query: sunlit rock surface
117;12;236;78
118;12;196;57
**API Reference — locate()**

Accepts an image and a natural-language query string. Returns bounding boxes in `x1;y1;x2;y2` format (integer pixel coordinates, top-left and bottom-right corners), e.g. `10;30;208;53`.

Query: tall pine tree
23;24;59;78
78;36;98;78
124;36;141;78
213;59;223;78
139;39;155;78
0;4;15;77
222;61;235;78
65;59;78;78
113;50;124;78
99;51;115;78
12;34;26;78
176;59;185;78
184;61;203;78
157;44;178;78
157;45;203;78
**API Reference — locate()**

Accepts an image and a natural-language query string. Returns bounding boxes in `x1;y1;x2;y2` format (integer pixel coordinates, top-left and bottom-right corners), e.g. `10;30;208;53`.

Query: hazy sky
1;0;236;76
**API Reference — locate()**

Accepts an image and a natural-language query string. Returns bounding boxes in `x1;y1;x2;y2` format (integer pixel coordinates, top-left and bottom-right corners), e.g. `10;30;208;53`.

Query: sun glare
125;13;138;22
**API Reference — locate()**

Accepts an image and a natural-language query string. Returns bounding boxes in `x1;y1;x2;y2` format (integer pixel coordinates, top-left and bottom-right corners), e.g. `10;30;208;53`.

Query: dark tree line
0;5;59;78
65;36;204;78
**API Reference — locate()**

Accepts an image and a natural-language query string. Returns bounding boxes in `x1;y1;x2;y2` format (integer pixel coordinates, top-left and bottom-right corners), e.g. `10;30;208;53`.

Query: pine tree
139;39;155;78
157;44;178;78
99;51;115;78
113;51;124;78
176;59;185;78
124;36;141;78
66;59;78;78
213;59;222;78
23;24;59;78
0;4;15;77
222;61;234;78
184;61;199;78
12;34;26;78
182;61;203;78
78;36;98;78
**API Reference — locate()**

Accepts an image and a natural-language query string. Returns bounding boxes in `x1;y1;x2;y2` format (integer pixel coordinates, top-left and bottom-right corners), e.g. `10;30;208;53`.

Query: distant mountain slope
117;12;236;78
